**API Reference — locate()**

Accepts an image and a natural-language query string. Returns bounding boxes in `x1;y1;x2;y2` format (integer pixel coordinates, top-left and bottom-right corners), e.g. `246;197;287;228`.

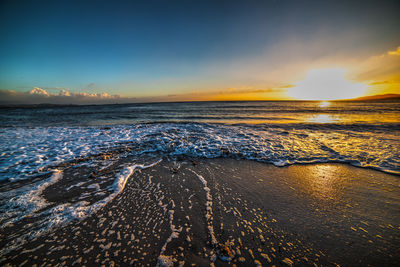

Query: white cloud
0;88;130;105
29;87;50;96
59;89;71;97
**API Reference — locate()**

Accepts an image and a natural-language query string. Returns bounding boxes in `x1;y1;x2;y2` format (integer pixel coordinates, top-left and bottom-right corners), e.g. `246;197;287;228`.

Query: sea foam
0;123;398;181
0;159;162;256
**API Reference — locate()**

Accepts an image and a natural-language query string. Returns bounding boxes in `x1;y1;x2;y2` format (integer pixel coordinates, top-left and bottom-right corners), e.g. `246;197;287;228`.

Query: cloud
215;86;289;95
352;45;400;83
348;45;400;95
29;87;50;96
59;89;71;96
0;83;296;105
153;85;292;101
387;46;400;56
368;80;390;85
0;88;133;105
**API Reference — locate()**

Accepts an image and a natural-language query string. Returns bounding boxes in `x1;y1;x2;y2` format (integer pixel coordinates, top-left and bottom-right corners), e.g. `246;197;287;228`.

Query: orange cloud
350;45;400;95
387;46;400;56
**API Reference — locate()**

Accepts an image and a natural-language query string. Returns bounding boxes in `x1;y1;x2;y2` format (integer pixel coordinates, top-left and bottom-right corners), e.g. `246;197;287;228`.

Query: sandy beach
1;156;399;266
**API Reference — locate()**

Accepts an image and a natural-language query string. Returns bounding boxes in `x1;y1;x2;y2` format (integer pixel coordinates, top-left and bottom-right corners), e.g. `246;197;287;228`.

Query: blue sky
0;0;399;103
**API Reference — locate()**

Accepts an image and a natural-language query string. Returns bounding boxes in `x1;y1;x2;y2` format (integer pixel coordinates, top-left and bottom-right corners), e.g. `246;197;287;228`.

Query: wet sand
1;158;400;266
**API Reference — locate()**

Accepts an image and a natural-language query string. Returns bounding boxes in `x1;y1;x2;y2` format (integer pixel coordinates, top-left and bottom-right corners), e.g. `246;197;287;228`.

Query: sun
287;68;366;100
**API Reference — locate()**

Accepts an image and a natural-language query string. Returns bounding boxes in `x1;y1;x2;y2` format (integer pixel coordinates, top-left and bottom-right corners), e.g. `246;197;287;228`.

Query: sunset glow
287;68;367;100
0;0;399;103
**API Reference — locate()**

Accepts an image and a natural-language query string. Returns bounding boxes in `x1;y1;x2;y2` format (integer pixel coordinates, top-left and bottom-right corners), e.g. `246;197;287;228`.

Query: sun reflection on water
308;114;337;123
319;101;331;108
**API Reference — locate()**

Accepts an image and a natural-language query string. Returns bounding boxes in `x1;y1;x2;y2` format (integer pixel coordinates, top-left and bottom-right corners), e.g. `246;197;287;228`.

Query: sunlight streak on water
319;101;331;108
308;114;337;123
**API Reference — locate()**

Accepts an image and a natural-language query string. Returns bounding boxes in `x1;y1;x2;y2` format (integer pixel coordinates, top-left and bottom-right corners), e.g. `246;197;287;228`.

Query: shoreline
1;158;399;266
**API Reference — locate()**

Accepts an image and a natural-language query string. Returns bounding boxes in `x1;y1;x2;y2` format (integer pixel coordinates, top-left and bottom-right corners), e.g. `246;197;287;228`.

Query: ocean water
0;100;399;255
1;101;399;178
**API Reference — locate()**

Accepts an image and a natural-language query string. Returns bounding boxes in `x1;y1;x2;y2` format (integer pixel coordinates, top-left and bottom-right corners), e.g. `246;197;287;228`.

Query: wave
1;122;399;181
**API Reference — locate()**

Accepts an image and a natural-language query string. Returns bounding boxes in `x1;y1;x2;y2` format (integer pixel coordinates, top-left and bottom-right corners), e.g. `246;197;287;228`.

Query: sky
0;0;399;104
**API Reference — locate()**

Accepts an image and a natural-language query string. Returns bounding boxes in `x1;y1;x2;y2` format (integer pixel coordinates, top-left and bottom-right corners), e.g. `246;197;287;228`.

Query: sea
0;100;399;255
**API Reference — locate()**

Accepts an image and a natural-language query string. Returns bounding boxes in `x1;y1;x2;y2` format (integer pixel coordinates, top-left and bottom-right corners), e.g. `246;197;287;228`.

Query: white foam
0;159;162;257
157;255;175;267
0;170;63;256
74;158;163;218
0;170;63;228
66;181;86;191
190;170;217;247
1;123;398;184
157;200;182;264
87;183;100;190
